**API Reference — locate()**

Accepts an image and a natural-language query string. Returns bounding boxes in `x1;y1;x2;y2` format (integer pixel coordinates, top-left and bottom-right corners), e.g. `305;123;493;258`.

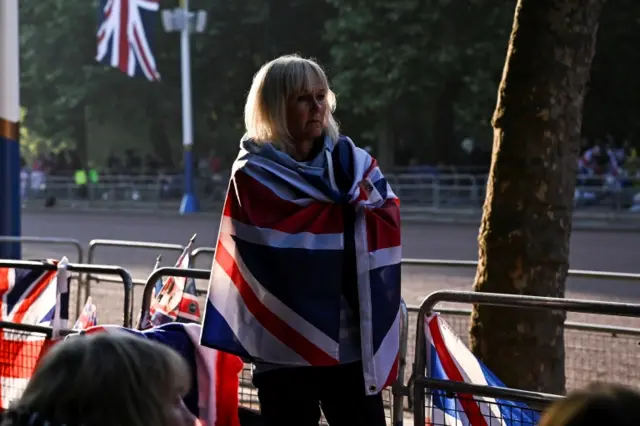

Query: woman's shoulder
336;135;373;153
336;134;354;146
335;135;374;162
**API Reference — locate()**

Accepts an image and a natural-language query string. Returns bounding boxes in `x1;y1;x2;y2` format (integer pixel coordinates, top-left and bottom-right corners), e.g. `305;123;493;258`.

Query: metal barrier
85;239;185;309
0;237;86;314
192;254;640;285
0;236;84;264
0;259;134;327
407;306;640;392
0;321;79;410
190;246;215;268
29;172;640;215
420;378;558;425
412;290;640;424
402;258;640;282
139;266;409;426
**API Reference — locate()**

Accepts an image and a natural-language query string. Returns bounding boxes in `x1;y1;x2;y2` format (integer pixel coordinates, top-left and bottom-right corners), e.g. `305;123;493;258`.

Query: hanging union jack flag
96;0;161;81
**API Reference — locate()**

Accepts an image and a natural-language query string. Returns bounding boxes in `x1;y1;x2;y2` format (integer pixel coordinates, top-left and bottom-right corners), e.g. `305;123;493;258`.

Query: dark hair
539;383;640;426
2;331;190;426
1;410;66;426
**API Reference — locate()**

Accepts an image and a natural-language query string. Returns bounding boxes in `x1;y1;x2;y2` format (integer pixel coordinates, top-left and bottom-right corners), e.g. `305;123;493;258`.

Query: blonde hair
539;383;640;426
244;54;340;150
6;331;190;426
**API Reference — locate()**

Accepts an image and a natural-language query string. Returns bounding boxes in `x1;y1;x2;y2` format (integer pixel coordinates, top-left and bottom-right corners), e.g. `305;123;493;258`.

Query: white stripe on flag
369;246;401;270
218;234;340;359
208;260;309;365
220;215;343;251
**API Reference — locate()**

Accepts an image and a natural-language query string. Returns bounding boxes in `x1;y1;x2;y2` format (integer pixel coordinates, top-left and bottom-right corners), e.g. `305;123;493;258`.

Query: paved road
20;209;640;309
15;210;640;394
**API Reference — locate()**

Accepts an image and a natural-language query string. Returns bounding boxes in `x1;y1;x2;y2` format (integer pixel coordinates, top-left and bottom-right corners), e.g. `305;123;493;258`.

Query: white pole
180;0;193;148
0;0;22;259
0;0;20;125
178;0;198;213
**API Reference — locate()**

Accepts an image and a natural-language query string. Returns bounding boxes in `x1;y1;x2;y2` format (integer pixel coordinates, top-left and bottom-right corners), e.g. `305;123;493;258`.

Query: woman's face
286;86;327;144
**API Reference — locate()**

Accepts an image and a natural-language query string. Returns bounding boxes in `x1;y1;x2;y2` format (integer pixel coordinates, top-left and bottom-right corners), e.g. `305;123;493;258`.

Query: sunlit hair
539;383;640;426
244;54;340;150
4;331;190;426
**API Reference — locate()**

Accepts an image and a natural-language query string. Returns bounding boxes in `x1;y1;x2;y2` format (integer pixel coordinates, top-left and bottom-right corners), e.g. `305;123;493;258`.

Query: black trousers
252;362;386;426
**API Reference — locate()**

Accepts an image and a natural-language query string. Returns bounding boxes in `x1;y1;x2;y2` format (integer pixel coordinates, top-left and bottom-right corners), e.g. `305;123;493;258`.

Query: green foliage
17;0;640;167
582;0;640;142
324;0;515;161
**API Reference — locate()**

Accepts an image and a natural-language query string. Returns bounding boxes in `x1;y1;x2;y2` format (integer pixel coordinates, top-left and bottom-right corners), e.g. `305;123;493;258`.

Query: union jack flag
201;135;402;395
0;264;69;409
144;242;202;329
425;314;540;426
73;297;98;330
96;0;161;81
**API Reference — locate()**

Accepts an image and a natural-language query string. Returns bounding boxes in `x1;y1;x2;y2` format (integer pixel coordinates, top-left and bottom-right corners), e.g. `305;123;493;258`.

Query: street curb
23;206;640;232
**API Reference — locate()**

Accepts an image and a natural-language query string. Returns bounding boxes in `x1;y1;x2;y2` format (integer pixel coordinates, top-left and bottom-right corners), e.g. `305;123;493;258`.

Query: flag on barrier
147;239;202;328
0;261;70;409
0;260;69;327
73;297;98;330
425;314;540;426
84;323;243;426
200;136;402;395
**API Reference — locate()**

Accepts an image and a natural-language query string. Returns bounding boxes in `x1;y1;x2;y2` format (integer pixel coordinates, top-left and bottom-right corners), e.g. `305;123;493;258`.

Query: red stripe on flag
227;171;343;234
364;158;378;179
214;351;243;426
178;295;201;319
133;26;158;81
365;198;401;252
215;243;338;366
0;269;10;408
0;337;56;379
0;269;9;297
382;352;400;389
105;0;113;17
118;0;130;74
428;317;489;426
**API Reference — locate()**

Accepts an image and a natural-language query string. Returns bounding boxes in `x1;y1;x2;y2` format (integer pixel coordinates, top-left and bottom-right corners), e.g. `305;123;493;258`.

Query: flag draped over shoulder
0;262;70;409
84;323;242;426
425;314;540;426
200;136;402;395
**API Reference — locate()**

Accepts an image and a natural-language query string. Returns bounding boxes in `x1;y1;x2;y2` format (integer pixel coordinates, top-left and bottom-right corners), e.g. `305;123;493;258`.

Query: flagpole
0;0;21;259
178;0;198;215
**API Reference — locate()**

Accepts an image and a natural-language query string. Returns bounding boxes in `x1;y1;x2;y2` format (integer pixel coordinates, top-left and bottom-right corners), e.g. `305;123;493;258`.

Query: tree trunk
469;0;605;394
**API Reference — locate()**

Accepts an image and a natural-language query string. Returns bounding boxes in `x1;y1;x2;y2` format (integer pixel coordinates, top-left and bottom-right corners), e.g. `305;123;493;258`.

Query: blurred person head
538;383;640;426
243;54;339;159
3;331;197;426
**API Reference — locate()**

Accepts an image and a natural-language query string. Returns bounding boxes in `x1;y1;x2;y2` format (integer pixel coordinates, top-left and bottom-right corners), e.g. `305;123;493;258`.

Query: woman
201;54;402;425
2;331;197;426
539;383;640;426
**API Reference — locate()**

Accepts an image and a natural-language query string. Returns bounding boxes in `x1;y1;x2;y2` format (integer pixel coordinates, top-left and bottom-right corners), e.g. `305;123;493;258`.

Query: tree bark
469;0;605;394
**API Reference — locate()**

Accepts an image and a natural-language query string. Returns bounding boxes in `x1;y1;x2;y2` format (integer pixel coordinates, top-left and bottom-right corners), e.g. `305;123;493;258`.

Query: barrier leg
391;300;409;425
